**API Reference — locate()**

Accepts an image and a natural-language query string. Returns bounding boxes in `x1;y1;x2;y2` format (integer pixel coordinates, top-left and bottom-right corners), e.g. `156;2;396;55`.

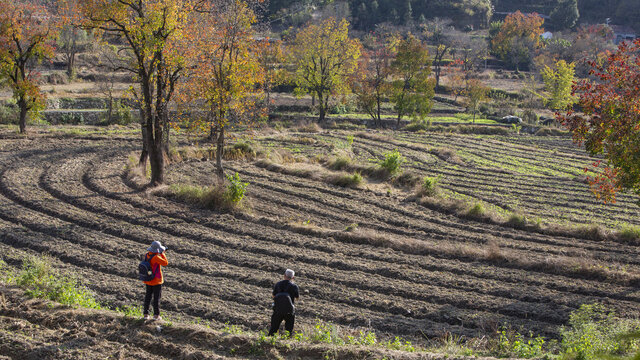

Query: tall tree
0;1;58;134
74;0;192;185
491;11;544;71
540;59;576;110
256;38;285;117
57;25;91;78
389;34;435;128
352;32;397;126
180;0;263;180
464;79;489;124
291;18;361;122
561;39;640;203
422;18;456;91
550;0;579;30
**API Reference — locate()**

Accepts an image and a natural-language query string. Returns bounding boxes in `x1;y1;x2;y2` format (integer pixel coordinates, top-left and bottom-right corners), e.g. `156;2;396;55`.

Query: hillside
1;285;482;359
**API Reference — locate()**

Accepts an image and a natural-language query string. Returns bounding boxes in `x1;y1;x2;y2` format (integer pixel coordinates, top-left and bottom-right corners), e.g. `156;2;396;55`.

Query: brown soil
0;128;639;354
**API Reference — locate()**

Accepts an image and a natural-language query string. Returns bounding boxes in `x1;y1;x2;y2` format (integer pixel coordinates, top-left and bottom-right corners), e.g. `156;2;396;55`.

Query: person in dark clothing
268;269;300;336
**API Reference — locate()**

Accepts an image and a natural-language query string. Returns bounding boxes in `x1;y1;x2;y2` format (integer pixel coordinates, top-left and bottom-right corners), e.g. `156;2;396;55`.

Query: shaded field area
0;127;639;348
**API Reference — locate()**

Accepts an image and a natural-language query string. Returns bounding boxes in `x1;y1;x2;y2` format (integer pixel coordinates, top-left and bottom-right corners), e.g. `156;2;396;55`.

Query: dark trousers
143;284;162;316
268;312;295;336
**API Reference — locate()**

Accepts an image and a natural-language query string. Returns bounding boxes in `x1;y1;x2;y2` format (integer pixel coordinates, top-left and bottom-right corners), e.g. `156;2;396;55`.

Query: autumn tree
570;24;615;76
73;0;192;185
491;11;544;71
256;38;285;116
540;59;576;110
351;32;396;126
180;0;263;180
464;79;488;124
57;25;91;78
389;34;435;128
291;18;361;122
0;1;58;134
561;39;640;203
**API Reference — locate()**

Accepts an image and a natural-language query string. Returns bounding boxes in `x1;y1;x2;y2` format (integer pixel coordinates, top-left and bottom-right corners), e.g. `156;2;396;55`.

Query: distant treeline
267;0;640;31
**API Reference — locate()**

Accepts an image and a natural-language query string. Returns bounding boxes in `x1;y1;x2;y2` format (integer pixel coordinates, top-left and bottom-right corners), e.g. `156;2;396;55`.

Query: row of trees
0;1;441;187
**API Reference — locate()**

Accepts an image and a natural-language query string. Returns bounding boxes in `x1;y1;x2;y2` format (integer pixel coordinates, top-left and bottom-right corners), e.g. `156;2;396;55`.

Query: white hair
284;269;295;279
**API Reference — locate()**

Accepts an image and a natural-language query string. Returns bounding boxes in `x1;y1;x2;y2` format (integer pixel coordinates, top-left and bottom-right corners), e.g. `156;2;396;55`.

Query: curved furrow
219;161;640;268
31;149;577;335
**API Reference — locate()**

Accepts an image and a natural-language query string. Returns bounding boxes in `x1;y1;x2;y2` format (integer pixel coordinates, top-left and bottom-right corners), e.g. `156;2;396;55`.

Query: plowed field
1;127;640;345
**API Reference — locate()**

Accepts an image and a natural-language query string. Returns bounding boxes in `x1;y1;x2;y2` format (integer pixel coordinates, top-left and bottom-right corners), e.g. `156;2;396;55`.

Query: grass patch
328;156;352;171
559;304;640;360
10;256;101;309
328;172;364;188
169;172;249;212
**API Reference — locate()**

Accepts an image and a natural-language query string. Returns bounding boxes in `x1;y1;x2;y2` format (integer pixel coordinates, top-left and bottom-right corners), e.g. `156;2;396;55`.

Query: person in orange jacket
142;241;168;321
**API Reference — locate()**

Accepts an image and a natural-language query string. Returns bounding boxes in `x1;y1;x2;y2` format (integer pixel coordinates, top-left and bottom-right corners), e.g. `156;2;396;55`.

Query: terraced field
1;127;640;347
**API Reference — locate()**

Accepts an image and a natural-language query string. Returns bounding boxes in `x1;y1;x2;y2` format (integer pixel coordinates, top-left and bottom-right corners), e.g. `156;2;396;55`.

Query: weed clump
13;256;101;309
466;202;486;218
329;172;363;188
328;156;351;171
418;176;441;197
170;172;249;212
617;224;640;243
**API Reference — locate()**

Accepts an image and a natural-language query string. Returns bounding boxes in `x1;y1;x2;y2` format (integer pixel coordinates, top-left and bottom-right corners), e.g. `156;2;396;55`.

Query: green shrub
224;172;249;204
378;149;405;176
560;304;640;360
113;100;134;125
15;256;101;309
0;100;18;125
420;176;441;197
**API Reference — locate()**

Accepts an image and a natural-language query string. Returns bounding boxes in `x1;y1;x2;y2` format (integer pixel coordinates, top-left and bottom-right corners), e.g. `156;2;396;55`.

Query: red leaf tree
561;38;640;203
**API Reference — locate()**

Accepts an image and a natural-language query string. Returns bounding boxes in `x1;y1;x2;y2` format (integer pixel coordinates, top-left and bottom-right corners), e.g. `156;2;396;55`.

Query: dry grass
168;183;248;213
431;147;464;165
307;222;638;285
296;122;322;133
328;172;364;188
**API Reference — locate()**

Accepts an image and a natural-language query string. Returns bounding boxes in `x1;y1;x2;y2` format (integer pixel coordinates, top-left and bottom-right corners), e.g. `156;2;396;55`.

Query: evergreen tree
357;2;367;29
551;0;580;30
390;9;399;24
403;0;413;25
418;13;426;25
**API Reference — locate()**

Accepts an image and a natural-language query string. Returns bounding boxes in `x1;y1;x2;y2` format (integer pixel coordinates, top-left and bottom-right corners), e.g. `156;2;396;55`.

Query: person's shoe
153;315;162;321
143;315;150;321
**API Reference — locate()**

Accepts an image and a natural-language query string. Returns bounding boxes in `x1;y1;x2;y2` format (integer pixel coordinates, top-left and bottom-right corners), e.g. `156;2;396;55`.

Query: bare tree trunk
215;125;225;180
139;121;148;168
18;100;27;134
148;117;165;186
163;120;170;155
